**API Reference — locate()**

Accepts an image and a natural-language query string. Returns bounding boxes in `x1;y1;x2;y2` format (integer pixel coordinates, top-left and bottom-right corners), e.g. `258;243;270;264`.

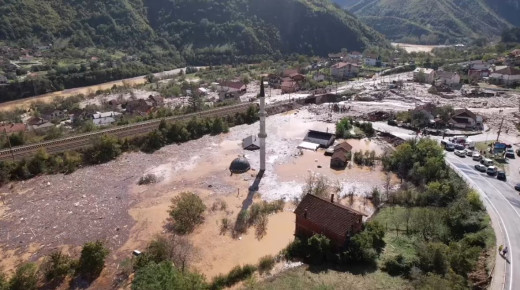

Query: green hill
346;0;515;44
0;0;386;63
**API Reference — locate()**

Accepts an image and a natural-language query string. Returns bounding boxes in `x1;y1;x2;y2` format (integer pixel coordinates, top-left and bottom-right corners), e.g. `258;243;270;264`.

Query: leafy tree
41;251;75;282
8;263;38;290
87;135;121;164
169;192;206;234
145;74;157;84
77;241;109;279
0;271;7;290
132;261;207;290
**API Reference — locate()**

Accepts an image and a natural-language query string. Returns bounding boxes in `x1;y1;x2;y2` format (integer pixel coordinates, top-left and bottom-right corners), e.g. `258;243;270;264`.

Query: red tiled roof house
294;194;366;249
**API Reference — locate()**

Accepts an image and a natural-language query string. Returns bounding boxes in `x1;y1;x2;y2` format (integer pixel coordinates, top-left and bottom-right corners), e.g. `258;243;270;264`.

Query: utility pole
496;115;505;142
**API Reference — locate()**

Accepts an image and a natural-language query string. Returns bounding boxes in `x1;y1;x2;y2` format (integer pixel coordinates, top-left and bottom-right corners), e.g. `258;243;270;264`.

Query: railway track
0;102;257;161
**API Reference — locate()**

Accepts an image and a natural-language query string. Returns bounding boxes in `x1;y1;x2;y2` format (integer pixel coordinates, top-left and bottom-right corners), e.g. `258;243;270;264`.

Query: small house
281;78;299;94
330;62;359;80
364;54;380;67
0;123;27;135
449;109;482;130
303;130;335;148
91;111;121;127
330;151;349;169
489;67;520;86
348;51;362;60
125;99;153;115
242;135;260;150
148;95;164;107
413;68;435;84
294;194;365;249
217;81;246;101
435;71;461;87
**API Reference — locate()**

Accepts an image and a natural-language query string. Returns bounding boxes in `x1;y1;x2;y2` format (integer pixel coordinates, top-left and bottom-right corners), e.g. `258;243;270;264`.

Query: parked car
506;148;515;159
474;164;487;172
481;158;494;166
455;144;465;150
454;150;466;157
445;143;455;151
472;152;482;161
514;183;520;191
486;166;498;176
464;149;473;156
497;171;507;181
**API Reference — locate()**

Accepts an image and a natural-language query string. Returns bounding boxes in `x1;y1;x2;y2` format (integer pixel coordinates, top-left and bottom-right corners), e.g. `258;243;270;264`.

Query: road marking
447;159;513;290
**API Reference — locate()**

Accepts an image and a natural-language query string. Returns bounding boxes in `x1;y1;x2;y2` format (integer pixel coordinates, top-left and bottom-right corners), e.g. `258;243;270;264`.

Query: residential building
294;194;365;249
303;130;335;148
125;99;153;115
330;62;359;80
435;71;461;87
449;109;482;130
413;68;435;83
0;123;27;135
348;51;362;60
91;111;121;126
489;67;520;86
281;78;300;94
364;54;380;67
217;81;246;101
330;142;352;169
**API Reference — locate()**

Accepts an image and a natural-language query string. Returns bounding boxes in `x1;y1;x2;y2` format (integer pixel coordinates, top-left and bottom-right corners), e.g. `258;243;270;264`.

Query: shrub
42;251;75;282
168;192;206;234
283;238;306;259
8;263;38;290
258;255;276;274
383;254;412;276
77;241;109;279
138;174;158;185
132;261;207;290
220;218;230;234
210;264;257;289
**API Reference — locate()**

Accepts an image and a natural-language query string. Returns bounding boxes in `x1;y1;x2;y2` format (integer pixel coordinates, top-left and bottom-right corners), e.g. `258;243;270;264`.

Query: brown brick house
294;194;365;248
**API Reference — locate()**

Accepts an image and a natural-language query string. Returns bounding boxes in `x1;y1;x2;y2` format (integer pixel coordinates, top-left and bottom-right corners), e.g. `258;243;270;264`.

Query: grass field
249;266;412;290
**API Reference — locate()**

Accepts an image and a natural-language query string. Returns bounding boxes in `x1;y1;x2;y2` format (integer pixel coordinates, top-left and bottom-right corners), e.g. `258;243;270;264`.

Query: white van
481;158;494;166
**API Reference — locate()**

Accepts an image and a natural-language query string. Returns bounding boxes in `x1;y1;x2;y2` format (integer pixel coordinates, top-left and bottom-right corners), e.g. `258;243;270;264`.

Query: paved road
445;153;520;290
373;122;520;290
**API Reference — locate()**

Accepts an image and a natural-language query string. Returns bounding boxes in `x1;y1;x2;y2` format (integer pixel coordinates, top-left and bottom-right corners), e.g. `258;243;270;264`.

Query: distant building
0;123;27;135
435;71;461;87
242;135;260;150
489;67;520;86
330;142;352;169
125;99;153;115
348;51;362;60
148;95;164;107
281;78;300;94
413;68;435;83
217;81;246;101
294;194;365;249
91;111;121;126
303;130;335;148
449;109;482;130
330;62;359;80
364;54;380;67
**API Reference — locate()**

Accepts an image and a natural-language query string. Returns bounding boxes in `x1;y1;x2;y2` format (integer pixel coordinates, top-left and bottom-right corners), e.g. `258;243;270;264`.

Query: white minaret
258;79;267;172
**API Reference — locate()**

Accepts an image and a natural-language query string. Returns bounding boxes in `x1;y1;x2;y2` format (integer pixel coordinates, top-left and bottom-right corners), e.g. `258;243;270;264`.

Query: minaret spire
258;78;267;172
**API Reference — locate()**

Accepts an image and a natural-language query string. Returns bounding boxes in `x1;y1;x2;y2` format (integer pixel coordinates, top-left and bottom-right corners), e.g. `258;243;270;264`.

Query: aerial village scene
1;44;520;289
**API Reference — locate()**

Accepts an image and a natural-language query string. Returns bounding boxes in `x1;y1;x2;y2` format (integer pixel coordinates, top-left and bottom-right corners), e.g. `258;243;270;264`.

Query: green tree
168;192;206;234
77;241;109;279
41;251;75;282
8;263;38;290
87;135;121;164
0;271;7;290
132;261;207;290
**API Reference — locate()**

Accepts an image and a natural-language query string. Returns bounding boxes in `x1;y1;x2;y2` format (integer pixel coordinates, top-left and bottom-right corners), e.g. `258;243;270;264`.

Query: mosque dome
229;156;251;174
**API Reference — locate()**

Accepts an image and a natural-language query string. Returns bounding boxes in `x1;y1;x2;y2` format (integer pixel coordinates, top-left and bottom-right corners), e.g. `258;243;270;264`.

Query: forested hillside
346;0;516;44
0;0;386;62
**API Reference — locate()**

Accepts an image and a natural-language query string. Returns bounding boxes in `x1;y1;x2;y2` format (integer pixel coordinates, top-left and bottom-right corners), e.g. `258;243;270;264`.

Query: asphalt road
446;152;520;290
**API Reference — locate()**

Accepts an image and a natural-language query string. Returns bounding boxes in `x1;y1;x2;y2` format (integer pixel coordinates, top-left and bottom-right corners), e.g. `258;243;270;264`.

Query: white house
489;67;520;86
91;111;122;126
413;68;436;84
435;71;461;86
364;55;378;66
330;62;359;80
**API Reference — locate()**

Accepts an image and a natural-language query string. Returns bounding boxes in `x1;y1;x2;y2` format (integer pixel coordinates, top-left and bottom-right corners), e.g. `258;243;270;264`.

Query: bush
0;271;7;290
8;263;38;290
132;261;207;290
138;174;158;185
210;264;257;289
258;255;276;274
42;251;75;282
169;192;206;234
77;241;109;279
383;254;412;276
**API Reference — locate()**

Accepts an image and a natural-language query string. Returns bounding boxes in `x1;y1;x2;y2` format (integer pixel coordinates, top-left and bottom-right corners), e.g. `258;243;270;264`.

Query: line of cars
443;139;507;180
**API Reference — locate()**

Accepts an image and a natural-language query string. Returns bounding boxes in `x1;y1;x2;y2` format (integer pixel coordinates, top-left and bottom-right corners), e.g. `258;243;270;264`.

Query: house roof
0;123;27;134
452;108;476;120
331;151;348;163
436;70;459;79
26;116;46;126
304;130;335;147
283;69;299;77
349;51;362;56
334;142;352;152
294;194;366;238
414;67;434;74
93;117;116;126
332;62;348;69
494;67;520;76
148;95;164;104
219;81;245;91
